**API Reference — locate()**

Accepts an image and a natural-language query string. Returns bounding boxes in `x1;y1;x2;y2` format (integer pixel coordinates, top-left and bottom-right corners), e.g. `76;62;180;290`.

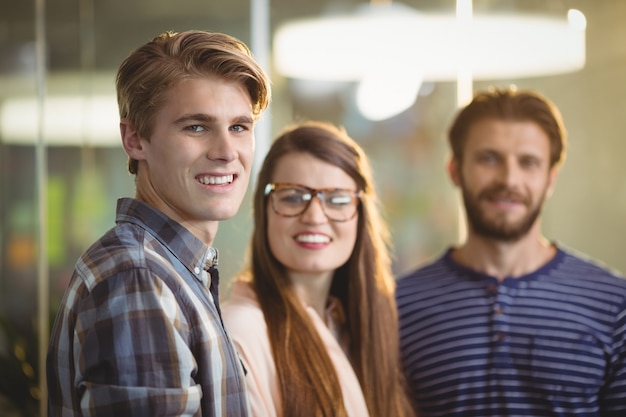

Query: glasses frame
264;182;362;222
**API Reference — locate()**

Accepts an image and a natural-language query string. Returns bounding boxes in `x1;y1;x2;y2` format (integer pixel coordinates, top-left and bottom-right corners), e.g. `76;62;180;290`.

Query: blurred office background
1;0;625;415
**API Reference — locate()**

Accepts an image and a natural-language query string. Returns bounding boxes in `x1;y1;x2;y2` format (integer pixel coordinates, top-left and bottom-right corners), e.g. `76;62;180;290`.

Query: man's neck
452;231;556;281
134;192;218;246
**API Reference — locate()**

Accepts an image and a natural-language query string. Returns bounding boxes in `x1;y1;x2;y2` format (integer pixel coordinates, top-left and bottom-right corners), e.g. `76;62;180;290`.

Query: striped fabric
47;198;250;417
396;247;626;417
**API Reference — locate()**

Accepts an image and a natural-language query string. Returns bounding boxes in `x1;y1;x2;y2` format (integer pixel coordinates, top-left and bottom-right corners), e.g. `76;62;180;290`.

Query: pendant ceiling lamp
273;2;587;120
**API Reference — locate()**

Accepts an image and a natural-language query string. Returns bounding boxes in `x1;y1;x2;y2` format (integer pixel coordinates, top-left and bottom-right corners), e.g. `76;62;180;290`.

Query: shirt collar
115;197;209;279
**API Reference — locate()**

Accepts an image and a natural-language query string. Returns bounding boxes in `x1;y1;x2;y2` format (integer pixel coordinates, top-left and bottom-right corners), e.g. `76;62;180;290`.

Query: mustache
478;184;528;204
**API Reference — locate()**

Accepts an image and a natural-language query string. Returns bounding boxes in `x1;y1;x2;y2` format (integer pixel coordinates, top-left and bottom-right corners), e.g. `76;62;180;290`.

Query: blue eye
186;125;205;132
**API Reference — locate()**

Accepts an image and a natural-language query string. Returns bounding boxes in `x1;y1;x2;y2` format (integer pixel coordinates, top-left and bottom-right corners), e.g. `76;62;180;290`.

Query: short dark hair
448;87;566;167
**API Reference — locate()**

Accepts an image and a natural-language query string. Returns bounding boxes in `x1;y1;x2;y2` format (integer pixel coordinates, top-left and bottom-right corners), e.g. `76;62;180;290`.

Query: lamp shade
274;3;586;82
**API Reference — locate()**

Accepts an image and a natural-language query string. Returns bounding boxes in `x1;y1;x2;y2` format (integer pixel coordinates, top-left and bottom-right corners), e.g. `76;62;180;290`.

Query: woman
222;121;415;417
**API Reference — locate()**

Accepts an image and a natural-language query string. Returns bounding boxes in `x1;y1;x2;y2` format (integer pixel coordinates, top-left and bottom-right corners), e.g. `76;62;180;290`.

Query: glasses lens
271;186;358;221
272;187;310;216
320;190;358;221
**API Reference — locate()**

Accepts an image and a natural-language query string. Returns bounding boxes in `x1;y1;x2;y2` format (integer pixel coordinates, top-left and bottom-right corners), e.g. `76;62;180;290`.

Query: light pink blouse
222;281;370;417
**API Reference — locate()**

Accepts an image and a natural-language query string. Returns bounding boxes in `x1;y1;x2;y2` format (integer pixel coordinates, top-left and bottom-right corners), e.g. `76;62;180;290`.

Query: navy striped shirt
396;247;626;417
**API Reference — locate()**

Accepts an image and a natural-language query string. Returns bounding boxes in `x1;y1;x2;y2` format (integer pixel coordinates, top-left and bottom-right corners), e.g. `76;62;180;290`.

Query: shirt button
494;305;503;315
495;332;505;342
486;284;498;295
194;267;200;274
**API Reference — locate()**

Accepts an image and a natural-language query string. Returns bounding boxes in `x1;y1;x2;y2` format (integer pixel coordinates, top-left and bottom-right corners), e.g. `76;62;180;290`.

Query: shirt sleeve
70;269;202;416
603;298;626;415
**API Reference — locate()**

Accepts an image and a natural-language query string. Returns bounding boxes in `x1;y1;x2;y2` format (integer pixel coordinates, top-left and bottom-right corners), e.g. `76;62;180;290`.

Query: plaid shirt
47;198;250;417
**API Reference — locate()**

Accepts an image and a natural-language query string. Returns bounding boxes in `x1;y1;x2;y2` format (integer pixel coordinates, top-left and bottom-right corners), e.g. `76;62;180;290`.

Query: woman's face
266;152;359;279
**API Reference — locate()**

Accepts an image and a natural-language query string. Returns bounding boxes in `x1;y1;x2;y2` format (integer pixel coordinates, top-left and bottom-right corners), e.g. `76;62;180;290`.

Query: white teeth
295;234;330;243
197;175;234;185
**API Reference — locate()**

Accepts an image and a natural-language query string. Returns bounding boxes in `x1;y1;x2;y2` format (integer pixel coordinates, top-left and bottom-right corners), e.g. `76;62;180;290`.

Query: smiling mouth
295;234;331;244
196;174;234;185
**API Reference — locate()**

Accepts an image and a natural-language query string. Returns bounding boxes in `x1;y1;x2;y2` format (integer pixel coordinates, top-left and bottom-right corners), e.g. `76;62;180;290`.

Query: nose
206;129;237;162
500;159;522;187
299;194;328;224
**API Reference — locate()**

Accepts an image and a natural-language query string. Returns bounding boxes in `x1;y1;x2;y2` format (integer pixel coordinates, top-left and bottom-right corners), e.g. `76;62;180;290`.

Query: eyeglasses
264;182;361;222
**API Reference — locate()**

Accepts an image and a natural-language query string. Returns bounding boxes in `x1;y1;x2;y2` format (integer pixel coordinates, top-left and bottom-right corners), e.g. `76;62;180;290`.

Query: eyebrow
474;148;546;161
173;113;254;125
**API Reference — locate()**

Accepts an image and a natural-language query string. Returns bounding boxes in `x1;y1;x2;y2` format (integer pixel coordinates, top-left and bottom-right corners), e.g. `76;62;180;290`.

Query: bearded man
396;87;626;417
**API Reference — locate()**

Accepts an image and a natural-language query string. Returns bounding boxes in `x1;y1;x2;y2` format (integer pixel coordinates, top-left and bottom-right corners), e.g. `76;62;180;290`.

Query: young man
396;87;626;417
47;30;271;416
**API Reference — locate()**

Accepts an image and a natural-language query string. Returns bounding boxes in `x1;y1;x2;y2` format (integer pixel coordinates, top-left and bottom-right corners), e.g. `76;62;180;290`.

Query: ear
546;165;559;198
447;158;461;187
120;118;147;161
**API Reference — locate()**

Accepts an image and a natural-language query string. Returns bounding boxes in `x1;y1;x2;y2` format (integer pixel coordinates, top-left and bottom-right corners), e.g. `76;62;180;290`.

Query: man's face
129;77;255;239
449;118;557;242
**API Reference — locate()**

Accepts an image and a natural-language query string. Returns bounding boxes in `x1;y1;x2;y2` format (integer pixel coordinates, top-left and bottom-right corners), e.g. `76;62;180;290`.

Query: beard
460;180;547;242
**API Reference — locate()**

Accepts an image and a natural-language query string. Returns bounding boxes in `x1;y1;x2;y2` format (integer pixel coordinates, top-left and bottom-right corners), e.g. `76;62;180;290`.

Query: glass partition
2;1;626;415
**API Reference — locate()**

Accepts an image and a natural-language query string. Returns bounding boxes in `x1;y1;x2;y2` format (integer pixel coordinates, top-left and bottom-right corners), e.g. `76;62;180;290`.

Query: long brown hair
245;121;415;417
